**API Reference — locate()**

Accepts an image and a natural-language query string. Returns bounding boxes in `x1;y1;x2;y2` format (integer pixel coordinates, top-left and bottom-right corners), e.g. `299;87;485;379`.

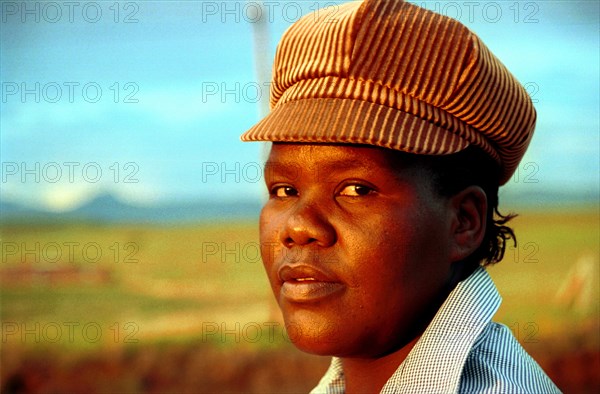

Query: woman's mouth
278;265;344;303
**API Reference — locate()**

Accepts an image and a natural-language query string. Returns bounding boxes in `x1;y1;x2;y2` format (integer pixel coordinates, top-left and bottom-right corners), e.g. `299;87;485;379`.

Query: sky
1;0;598;211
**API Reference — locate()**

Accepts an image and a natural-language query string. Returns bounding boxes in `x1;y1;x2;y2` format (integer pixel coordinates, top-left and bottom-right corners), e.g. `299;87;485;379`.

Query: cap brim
241;98;470;155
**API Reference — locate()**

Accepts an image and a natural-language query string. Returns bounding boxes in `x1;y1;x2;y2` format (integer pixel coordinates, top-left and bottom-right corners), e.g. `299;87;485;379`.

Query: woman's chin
282;313;350;356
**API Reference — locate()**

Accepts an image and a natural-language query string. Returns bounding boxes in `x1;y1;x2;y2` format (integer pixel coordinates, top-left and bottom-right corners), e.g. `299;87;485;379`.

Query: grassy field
1;207;598;392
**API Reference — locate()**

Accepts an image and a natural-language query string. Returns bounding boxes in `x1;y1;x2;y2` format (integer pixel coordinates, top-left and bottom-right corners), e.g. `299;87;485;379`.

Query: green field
1;208;598;392
1;221;273;347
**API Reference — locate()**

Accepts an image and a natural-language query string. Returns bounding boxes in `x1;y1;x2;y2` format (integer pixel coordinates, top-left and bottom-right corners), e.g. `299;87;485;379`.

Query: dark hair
418;147;517;270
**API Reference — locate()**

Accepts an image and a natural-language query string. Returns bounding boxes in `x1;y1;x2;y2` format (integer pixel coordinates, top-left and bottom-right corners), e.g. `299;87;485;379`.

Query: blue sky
1;1;598;211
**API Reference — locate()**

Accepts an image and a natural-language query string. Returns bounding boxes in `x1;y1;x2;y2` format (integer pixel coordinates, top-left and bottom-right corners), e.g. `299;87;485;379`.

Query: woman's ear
448;186;487;263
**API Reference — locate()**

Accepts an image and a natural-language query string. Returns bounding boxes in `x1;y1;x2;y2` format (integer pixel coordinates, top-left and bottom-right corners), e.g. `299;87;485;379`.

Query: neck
340;270;466;393
341;335;421;394
341;264;472;394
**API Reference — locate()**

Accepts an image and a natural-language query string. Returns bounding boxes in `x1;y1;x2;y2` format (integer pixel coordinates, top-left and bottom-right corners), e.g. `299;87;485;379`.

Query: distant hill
1;188;597;224
0;194;262;224
499;188;599;211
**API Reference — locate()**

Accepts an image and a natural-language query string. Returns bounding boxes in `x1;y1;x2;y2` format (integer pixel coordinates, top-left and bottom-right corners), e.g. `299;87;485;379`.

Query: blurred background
1;0;598;392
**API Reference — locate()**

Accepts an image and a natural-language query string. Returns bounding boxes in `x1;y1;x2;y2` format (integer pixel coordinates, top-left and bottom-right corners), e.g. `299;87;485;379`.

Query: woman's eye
272;186;298;198
338;184;373;197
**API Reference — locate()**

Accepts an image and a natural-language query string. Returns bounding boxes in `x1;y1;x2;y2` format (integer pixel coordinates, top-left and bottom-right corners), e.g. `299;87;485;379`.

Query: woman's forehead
264;143;431;186
267;143;409;167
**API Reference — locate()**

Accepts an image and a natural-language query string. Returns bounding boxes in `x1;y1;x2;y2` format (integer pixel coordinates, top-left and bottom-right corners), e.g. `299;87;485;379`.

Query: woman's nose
280;199;336;249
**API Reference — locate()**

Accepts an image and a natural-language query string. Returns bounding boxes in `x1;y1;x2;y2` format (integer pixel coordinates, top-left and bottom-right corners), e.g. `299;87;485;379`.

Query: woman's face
259;143;456;358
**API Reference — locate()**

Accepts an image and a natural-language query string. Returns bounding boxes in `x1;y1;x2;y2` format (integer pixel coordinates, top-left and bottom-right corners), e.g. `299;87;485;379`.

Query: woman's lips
278;265;344;303
281;280;345;302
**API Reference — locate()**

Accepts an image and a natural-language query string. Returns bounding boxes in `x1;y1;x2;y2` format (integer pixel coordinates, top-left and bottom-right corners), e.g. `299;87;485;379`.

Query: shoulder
458;322;561;393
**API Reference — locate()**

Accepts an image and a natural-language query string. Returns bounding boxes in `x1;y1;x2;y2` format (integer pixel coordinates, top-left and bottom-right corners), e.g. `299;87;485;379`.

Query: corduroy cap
240;0;536;184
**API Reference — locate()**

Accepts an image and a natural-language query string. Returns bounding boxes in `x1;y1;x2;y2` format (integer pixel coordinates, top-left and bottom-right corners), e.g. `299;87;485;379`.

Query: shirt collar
311;267;501;394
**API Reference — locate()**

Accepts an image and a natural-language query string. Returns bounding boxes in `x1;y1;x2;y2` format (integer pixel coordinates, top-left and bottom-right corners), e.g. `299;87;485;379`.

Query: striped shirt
310;267;561;393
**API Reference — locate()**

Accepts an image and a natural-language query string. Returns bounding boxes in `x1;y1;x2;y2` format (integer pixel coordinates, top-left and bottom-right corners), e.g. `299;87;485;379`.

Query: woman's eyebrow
264;159;377;174
263;159;389;185
263;160;303;179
